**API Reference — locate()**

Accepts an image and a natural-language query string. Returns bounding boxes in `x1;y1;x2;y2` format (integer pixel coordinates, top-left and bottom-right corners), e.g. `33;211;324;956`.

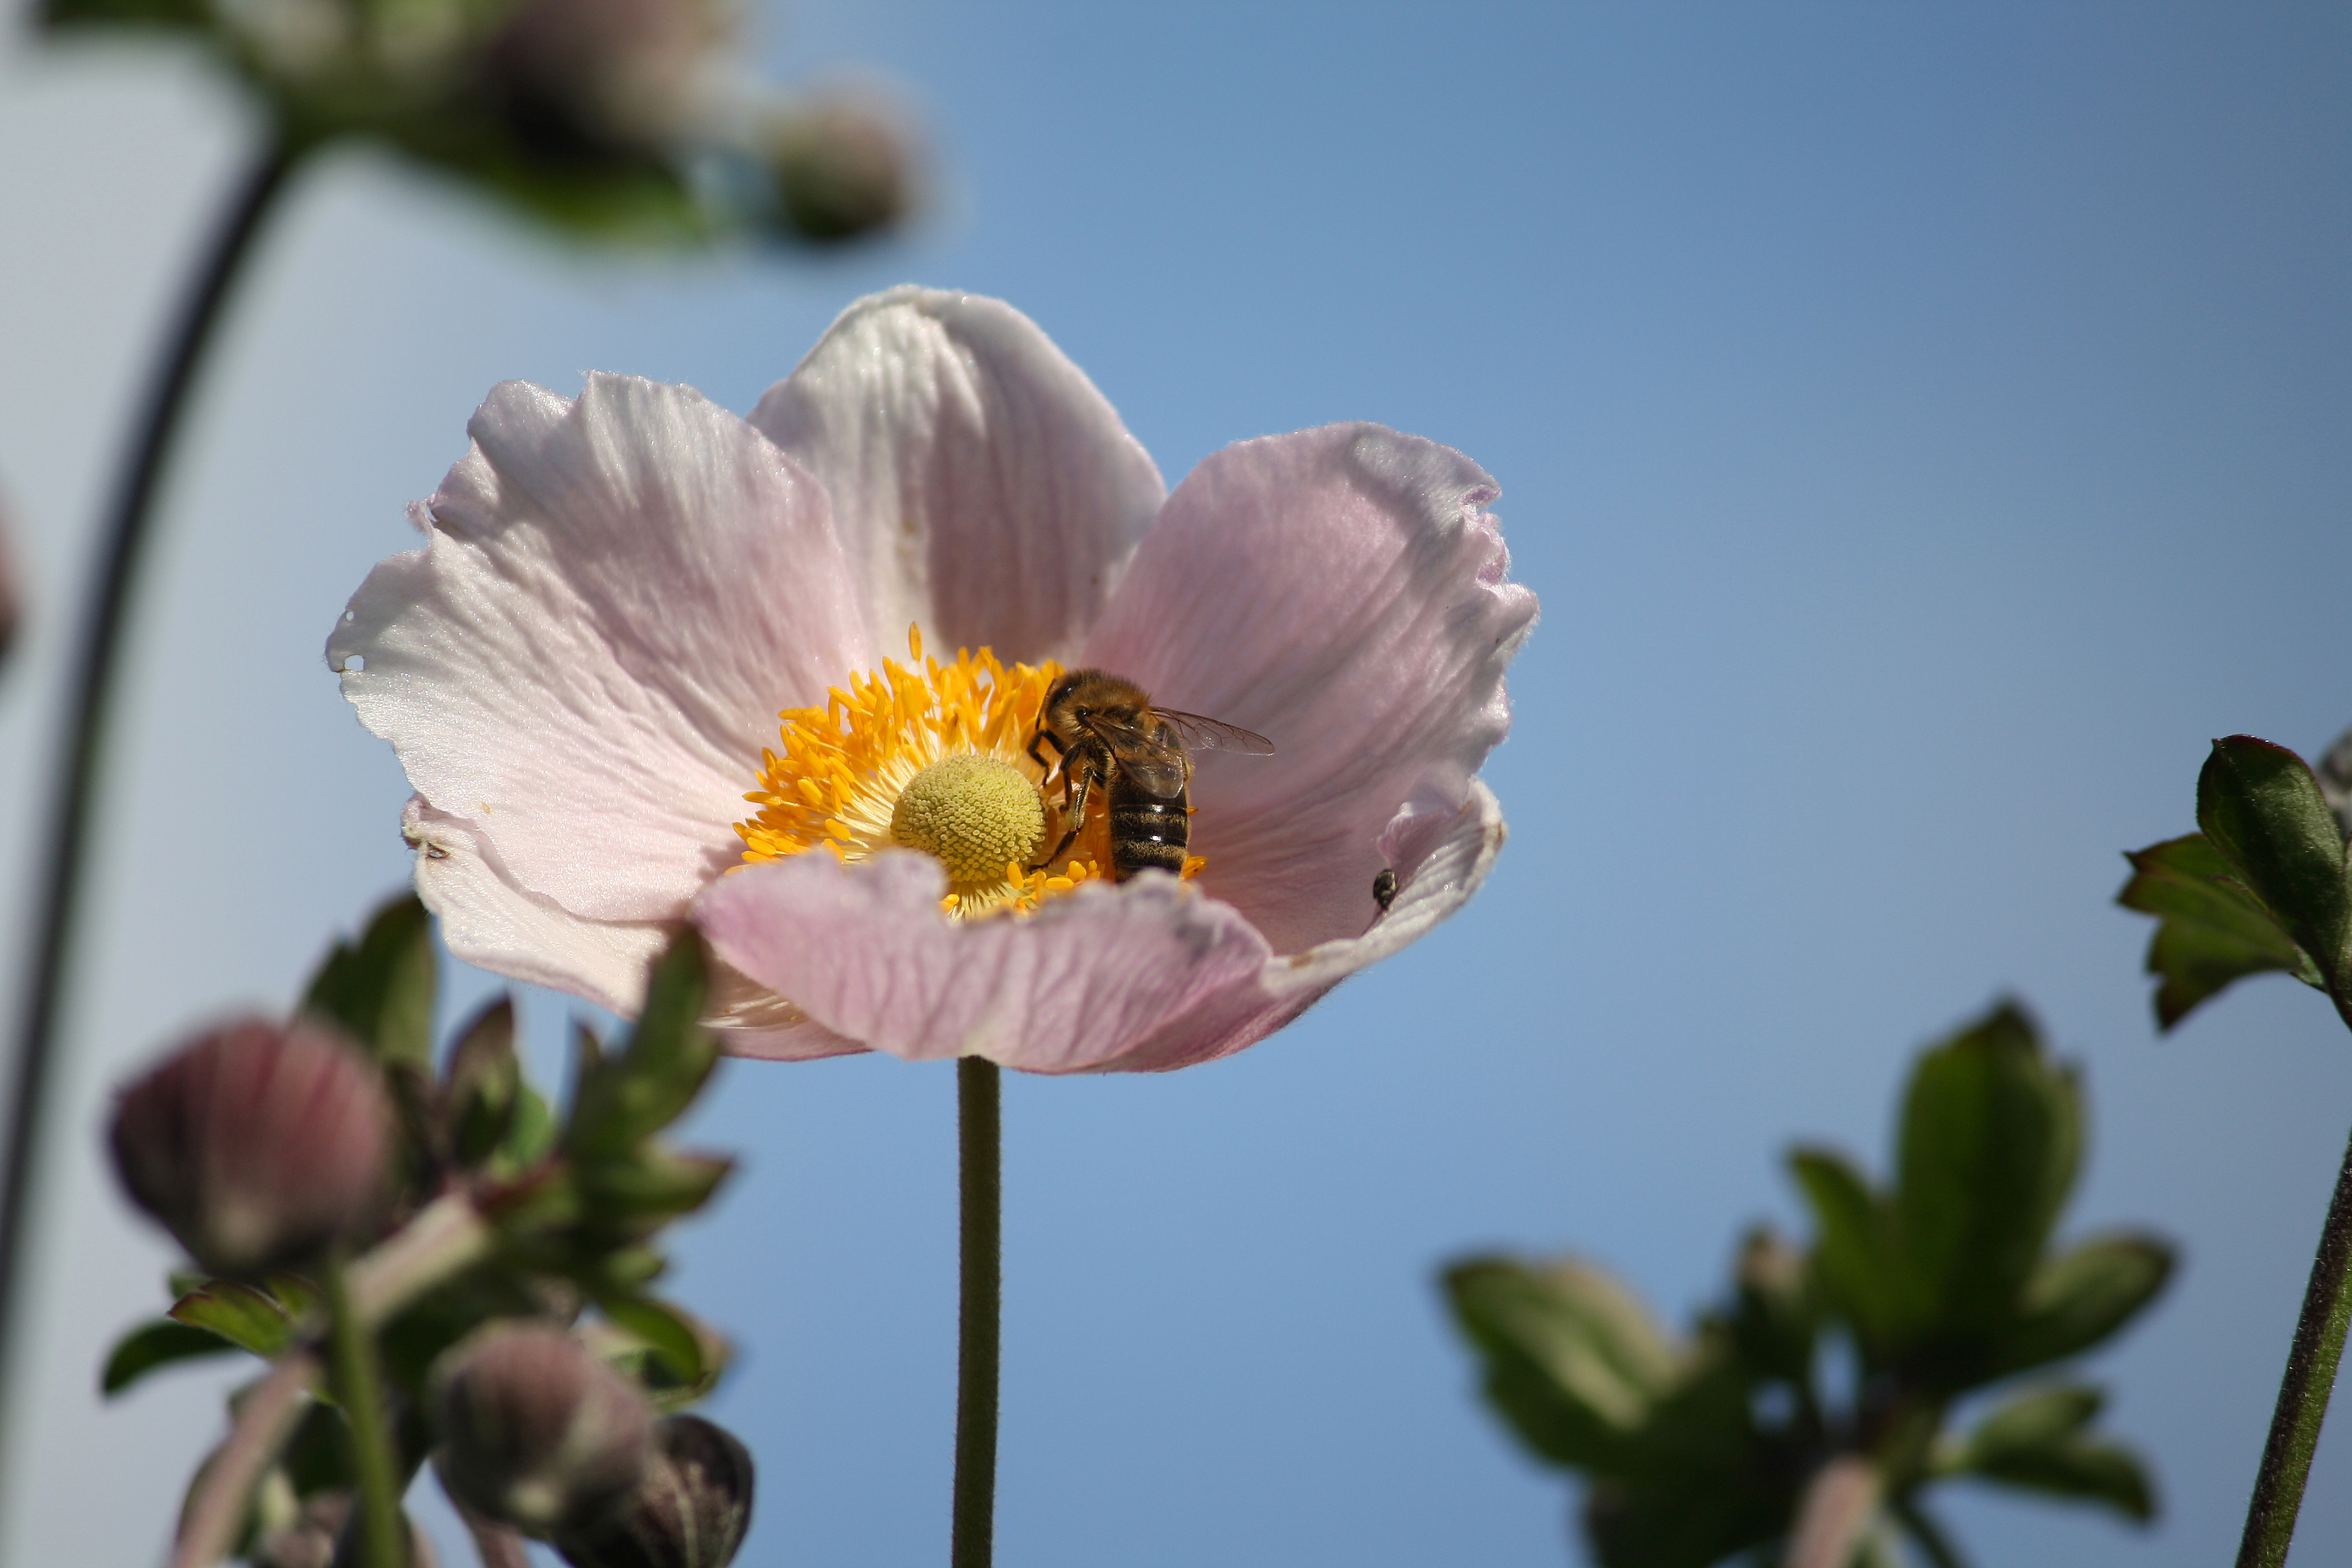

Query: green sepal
2195;736;2352;992
1892;1002;2080;1357
596;1296;728;1408
301;893;437;1068
1950;1383;2156;1521
1988;1233;2174;1378
496;1083;557;1177
446;997;520;1169
168;1280;299;1359
575;1146;735;1233
1441;1256;1677;1472
2118;834;2322;1029
102;1318;240;1395
564;932;717;1160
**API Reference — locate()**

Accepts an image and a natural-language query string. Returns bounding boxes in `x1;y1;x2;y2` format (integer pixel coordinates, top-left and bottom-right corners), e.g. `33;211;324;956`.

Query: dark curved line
0;139;298;1431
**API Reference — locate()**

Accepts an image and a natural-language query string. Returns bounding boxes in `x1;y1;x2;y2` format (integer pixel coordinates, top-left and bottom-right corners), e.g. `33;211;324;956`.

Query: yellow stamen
734;627;1203;918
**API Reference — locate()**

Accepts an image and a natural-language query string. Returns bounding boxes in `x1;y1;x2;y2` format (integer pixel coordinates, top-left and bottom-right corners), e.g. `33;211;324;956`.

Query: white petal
746;286;1166;664
330;375;872;930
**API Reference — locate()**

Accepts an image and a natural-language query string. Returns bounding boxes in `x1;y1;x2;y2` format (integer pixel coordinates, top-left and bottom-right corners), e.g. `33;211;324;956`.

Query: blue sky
2;2;2349;1563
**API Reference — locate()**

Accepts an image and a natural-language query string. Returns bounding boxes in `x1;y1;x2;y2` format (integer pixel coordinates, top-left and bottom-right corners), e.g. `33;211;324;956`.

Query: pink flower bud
433;1324;656;1538
483;0;724;157
764;95;915;243
552;1415;754;1568
109;1018;393;1277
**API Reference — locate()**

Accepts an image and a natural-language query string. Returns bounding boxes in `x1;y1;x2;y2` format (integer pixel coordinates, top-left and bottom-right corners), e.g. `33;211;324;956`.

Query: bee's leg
1026;730;1064;774
1031;766;1091;871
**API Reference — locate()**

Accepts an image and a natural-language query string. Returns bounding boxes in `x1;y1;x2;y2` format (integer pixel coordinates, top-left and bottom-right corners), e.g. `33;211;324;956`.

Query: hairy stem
952;1057;1002;1568
0;139;298;1442
326;1257;404;1568
2237;1114;2352;1568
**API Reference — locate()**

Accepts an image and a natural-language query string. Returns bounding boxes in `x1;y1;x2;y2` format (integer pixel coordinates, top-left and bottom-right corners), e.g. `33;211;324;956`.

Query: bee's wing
1155;709;1276;756
1084;715;1191;798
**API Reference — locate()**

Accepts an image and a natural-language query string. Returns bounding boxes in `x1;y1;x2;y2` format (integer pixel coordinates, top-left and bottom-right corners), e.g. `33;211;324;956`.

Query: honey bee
1028;670;1275;881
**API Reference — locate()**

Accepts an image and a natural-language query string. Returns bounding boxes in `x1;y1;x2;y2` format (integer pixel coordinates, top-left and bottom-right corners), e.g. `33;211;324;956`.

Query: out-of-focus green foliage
39;0;913;247
1445;1002;2170;1568
103;893;742;1557
2120;734;2352;1030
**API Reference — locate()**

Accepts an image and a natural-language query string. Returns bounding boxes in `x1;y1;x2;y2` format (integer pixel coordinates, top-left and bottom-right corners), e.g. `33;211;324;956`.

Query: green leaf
2197;736;2352;992
301;893;437;1068
1953;1387;2157;1522
575;1146;735;1232
1442;1257;1680;1471
1956;1383;2102;1455
565;931;716;1160
596;1297;728;1407
1893;1002;2081;1354
446;997;520;1169
2119;834;2322;1029
1788;1149;1897;1351
1990;1233;2174;1377
169;1281;298;1359
102;1318;240;1395
497;1083;557;1177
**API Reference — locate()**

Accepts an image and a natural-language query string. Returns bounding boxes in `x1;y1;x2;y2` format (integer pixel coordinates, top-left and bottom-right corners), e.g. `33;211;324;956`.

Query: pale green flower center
890;753;1046;887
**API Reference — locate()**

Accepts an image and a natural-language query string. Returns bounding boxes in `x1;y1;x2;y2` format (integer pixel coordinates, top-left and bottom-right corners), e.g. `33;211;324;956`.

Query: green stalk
2236;1116;2352;1567
326;1255;405;1568
0;137;298;1449
952;1057;1002;1568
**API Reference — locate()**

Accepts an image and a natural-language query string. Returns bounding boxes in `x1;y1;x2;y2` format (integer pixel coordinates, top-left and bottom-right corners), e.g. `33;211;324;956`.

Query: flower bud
433;1324;656;1538
483;0;725;158
552;1415;754;1568
763;95;914;243
109;1018;393;1277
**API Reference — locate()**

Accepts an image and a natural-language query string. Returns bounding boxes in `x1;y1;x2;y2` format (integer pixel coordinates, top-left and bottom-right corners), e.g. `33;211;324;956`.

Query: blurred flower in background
37;0;917;244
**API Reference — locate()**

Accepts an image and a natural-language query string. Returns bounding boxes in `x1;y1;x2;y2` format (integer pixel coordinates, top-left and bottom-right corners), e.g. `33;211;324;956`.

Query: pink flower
330;287;1535;1073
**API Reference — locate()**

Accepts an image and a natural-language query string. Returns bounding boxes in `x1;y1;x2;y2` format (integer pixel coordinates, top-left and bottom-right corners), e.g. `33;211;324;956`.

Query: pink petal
1079;425;1537;957
746;287;1166;665
694;782;1505;1074
695;854;1276;1074
1099;782;1508;1071
330;376;872;933
401;799;671;1016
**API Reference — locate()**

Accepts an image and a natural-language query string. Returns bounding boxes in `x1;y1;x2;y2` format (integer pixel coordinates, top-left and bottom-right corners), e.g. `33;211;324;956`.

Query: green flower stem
2237;1114;2352;1568
326;1255;405;1568
0;136;299;1446
172;1193;490;1568
953;1057;1002;1568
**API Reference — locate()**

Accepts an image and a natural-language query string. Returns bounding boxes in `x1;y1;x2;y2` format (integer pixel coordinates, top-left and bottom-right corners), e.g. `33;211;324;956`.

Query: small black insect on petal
1372;868;1399;912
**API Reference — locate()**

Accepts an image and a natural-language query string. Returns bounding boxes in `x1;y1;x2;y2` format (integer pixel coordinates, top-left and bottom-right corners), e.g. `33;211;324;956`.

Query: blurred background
2;1;2348;1563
